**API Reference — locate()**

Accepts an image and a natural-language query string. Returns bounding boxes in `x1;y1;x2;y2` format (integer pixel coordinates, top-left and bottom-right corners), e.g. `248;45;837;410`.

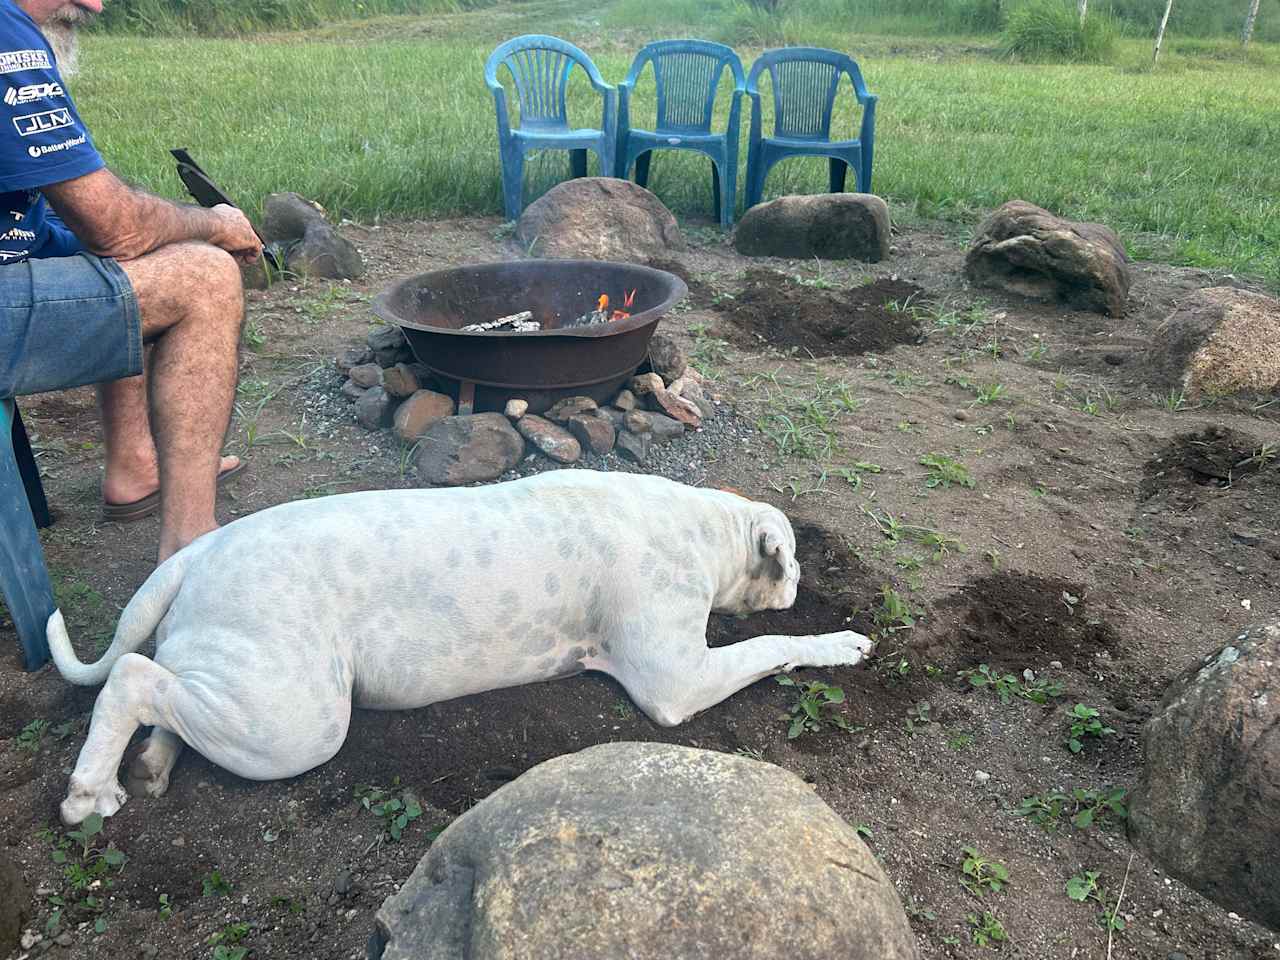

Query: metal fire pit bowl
371;260;688;415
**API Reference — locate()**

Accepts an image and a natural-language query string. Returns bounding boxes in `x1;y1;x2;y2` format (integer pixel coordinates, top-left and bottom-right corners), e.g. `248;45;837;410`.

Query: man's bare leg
116;242;244;562
98;366;239;507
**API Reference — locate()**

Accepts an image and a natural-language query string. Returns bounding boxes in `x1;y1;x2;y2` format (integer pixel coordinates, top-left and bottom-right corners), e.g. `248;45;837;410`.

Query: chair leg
721;155;737;229
570;149;588;179
1;432;55;670
12;404;50;529
634;151;652;189
501;150;525;221
829;158;848;195
711;161;722;226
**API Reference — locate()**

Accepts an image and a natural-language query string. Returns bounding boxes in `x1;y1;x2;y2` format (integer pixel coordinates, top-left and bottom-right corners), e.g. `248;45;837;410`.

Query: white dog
49;471;873;824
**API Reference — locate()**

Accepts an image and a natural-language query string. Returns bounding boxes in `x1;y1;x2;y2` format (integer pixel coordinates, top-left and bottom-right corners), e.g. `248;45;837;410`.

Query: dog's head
715;502;800;615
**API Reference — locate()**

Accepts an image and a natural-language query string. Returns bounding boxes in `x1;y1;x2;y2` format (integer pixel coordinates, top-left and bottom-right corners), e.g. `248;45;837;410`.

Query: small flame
597;293;609;312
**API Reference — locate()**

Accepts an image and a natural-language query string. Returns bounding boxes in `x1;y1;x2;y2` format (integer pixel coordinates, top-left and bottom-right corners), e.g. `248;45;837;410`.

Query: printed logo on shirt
26;132;85;158
0;226;36;242
0;247;30;260
4;81;64;106
0;49;52;74
12;107;72;137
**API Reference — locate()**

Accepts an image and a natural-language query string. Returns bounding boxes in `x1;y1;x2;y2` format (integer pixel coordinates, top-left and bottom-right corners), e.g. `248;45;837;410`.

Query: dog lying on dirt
49;470;874;824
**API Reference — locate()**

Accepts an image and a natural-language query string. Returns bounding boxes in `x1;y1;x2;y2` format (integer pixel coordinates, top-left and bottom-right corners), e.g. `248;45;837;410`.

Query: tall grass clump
91;0;493;36
1001;0;1117;61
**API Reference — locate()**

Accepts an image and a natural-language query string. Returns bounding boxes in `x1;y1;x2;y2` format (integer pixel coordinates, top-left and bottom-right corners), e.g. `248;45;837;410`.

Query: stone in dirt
613;389;637;412
348;362;384;389
286;224;364;281
594;406;626;431
1150;287;1280;399
623;410;652;434
393;390;456;442
964;200;1131;317
668;376;704;401
414;413;525;486
615;429;651;463
650;388;701;428
368;325;414;368
336;346;374;374
544;396;598;423
371;742;918;960
340;379;368;402
355;386;395;431
566;413;615;455
645;411;685;443
516;415;581;464
515;177;687;262
262;192;329;244
1;849;30;955
629;372;664;397
503;398;529;421
1128;621;1280;930
381;363;421;399
733;193;891;262
645;332;687;384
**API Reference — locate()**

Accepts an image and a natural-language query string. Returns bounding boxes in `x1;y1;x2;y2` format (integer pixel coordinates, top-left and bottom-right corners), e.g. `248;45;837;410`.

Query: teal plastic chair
744;47;878;209
1;398;55;670
616;39;746;228
486;35;617;221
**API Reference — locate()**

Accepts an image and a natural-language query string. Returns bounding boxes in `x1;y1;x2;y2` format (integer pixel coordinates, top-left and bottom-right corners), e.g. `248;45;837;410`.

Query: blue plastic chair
485;35;617;221
744;47;878;209
1;398;55;670
616;39;746;228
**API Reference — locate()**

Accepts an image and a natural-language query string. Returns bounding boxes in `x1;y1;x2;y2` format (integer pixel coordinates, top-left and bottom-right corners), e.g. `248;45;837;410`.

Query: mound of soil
647;257;715;310
714;268;924;357
930;572;1119;670
1139;425;1278;503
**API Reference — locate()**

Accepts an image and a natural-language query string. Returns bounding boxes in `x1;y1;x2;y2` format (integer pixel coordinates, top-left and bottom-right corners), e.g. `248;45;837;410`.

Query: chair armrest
601;86;618;140
747;89;764;142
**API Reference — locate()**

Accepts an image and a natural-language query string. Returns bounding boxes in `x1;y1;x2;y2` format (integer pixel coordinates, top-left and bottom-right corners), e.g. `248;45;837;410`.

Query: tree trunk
1241;0;1262;46
1078;0;1088;24
1153;0;1174;64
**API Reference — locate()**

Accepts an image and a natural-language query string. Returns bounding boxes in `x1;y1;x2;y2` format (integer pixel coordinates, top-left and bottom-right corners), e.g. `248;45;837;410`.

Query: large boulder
1150;287;1280;399
414;413;525;486
369;742;918;960
1128;622;1280;930
262;192;364;281
734;193;890;262
516;178;686;261
964;200;1131;316
1;850;30;955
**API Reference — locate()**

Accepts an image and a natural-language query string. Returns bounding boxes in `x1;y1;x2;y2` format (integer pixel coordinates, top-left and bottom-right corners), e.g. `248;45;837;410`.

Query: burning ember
461;289;639;333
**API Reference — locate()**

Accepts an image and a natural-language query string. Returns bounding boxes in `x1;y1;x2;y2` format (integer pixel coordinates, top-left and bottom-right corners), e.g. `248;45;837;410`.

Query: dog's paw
804;630;875;668
60;778;128;826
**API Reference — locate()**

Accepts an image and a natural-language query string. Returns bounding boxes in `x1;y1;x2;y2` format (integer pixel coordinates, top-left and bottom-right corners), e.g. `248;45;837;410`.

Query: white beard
41;11;86;78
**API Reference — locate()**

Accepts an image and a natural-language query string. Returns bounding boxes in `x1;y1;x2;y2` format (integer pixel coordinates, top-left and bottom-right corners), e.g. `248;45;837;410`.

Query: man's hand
44;168;263;264
208;204;263;265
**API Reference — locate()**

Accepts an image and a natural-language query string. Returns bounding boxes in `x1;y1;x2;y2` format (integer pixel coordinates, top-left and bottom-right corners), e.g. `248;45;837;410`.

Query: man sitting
1;0;262;562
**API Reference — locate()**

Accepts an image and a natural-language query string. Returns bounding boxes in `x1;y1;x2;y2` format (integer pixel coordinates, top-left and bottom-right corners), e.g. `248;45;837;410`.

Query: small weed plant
1065;704;1116;753
16;718;50;753
209;921;251;958
967;910;1009;947
920;453;975;489
960;664;1065;705
1015;787;1128;830
873;585;918;635
776;676;852;739
1066;870;1126;931
355;780;423;842
960;846;1011;897
201;870;233;898
37;815;127;935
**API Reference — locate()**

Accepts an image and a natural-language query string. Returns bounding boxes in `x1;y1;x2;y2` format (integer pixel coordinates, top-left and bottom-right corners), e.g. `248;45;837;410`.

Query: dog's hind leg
61;652;182;824
126;728;185;799
609;630;874;727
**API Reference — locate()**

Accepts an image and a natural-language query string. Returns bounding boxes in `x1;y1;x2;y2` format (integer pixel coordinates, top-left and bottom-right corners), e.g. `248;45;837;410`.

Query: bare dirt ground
3;213;1279;960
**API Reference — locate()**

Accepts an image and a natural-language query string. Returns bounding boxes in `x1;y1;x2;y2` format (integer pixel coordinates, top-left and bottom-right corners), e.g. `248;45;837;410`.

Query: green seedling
16;718;50;753
1066;870;1126;931
873;585;918;634
967;910;1009;947
905;700;932;735
960;846;1010;897
201;870;233;898
355;781;423;842
776;676;852;739
1065;704;1115;753
158;893;173;920
960;664;1065;705
208;923;250;947
974;383;1007;405
919;453;975;489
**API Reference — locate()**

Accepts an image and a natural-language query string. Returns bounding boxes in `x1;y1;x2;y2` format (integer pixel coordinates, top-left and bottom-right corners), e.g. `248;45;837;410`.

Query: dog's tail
48;543;200;686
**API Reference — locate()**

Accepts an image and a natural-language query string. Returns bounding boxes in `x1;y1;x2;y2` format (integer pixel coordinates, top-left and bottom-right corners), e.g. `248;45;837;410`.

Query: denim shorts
0;253;142;399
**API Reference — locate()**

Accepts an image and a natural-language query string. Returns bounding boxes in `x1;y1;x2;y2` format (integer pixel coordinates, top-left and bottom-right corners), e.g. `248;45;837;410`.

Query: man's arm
42;167;262;264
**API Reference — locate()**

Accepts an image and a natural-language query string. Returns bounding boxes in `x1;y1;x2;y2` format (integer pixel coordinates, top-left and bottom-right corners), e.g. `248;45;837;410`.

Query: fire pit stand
372;260;688;415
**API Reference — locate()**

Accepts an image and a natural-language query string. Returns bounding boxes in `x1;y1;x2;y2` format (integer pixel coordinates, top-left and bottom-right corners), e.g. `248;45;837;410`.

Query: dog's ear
754;512;793;568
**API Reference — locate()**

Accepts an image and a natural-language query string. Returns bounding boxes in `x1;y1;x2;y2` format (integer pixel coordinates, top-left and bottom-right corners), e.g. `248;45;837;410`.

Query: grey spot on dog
640;552;658;577
497;589;521;613
324;722;343;743
545;573;561;597
653;568;672;592
446;547;463;566
557;538;574;559
475;544;494;568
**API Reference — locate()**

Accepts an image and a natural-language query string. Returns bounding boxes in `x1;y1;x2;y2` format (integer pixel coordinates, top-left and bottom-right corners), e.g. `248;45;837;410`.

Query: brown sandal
100;460;246;523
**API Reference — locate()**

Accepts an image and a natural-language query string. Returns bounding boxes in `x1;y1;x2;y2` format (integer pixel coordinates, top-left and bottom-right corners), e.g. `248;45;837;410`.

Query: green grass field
73;0;1279;285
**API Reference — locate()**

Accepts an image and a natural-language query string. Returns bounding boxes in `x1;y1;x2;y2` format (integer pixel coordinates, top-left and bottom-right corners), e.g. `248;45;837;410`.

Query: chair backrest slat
655;50;720;131
507;46;573;126
772;59;839;139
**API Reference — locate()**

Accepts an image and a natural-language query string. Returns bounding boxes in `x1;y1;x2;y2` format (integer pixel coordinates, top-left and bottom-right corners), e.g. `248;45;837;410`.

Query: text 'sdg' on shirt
0;0;103;263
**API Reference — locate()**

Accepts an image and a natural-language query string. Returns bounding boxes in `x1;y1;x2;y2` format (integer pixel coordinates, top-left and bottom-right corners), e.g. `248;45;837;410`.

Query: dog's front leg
613;630;874;727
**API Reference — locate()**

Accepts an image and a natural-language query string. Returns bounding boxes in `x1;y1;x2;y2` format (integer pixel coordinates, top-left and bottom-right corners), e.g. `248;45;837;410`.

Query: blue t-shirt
0;0;104;263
